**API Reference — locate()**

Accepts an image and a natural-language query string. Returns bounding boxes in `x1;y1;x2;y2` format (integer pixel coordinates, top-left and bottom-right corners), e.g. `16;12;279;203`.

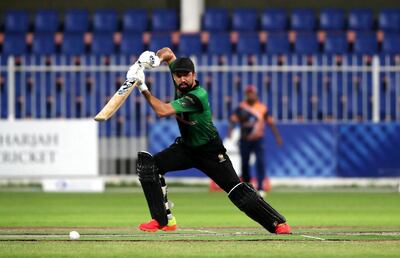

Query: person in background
229;85;283;197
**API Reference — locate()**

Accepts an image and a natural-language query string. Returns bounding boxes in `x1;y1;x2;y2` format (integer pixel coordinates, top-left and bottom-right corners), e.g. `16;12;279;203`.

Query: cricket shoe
275;223;291;234
138;216;177;232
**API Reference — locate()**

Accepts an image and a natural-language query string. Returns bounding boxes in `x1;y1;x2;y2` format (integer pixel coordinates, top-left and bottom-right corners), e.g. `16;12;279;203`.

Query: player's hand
138;51;161;69
126;67;148;92
126;62;141;80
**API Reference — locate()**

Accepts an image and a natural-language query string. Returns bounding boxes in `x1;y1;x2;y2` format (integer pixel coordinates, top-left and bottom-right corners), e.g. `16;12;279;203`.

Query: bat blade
94;80;139;122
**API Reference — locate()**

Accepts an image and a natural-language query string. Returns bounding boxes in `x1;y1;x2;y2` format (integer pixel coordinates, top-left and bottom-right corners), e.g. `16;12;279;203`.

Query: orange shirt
231;101;273;141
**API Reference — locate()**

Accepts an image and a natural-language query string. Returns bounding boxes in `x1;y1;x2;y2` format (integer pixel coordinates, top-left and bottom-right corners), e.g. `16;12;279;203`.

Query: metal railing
1;54;399;175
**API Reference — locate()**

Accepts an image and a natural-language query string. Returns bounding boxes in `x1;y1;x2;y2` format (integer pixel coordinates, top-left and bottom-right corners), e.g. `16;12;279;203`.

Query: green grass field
0;187;399;257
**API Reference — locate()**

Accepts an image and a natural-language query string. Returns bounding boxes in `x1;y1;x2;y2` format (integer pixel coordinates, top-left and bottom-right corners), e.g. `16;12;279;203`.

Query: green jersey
169;66;219;147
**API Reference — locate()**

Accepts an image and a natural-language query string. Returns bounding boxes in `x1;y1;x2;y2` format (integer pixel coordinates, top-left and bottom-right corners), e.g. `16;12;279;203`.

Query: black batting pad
228;183;286;233
137;151;168;226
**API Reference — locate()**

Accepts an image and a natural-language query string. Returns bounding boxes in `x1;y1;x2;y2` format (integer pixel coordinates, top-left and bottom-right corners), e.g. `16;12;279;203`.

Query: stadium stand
93;9;118;32
353;32;378;54
91;32;115;55
324;32;348;54
4;10;29;32
207;32;232;54
379;9;400;32
148;33;173;52
61;32;85;55
3;32;27;55
382;33;400;54
265;32;290;54
319;8;345;31
122;9;148;32
32;33;56;55
348;8;374;31
202;8;229;31
178;34;202;56
0;7;399;128
151;9;178;31
261;9;287;31
2;8;400;56
120;33;144;55
294;32;319;54
34;10;59;32
64;9;89;32
291;8;316;31
236;32;261;54
232;8;258;31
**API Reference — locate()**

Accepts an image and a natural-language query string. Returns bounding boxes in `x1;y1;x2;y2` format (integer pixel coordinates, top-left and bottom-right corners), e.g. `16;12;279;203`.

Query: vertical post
181;0;204;32
372;55;380;123
7;56;15;121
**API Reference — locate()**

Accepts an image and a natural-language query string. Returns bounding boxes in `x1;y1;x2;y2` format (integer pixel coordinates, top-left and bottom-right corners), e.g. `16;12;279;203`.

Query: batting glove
138;51;161;69
127;67;148;93
126;62;141;79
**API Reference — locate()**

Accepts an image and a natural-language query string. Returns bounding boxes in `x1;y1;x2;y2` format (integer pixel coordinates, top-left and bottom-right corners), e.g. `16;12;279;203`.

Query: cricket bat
94;80;139;121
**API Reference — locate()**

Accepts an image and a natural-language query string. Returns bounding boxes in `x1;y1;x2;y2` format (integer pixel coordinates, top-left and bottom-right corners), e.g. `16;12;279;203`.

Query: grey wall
1;0;399;13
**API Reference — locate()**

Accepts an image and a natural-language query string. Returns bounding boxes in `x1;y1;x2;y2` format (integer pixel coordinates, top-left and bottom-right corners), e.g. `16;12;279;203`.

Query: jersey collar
192;80;200;90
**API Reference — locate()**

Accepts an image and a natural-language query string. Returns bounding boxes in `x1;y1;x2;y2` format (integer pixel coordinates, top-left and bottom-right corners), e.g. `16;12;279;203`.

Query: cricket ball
69;230;80;240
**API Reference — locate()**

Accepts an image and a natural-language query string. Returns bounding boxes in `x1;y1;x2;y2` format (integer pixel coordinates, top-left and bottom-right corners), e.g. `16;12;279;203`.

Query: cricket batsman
126;48;291;234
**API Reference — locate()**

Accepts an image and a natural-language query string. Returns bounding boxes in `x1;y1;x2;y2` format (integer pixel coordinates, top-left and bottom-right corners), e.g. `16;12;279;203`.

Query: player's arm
141;91;176;118
265;112;283;146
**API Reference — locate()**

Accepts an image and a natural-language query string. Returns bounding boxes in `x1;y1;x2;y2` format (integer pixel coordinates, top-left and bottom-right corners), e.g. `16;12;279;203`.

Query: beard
177;82;192;93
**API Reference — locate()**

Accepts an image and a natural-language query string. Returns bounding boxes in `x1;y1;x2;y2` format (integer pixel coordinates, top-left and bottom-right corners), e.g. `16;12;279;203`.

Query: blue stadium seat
93;9;118;32
291;9;316;31
232;9;258;31
122;9;148;32
207;32;232;54
3;32;27;55
32;33;56;55
236;33;261;54
120;33;144;55
382;33;400;54
178;34;202;56
202;8;229;31
64;9;89;32
149;33;173;52
294;32;319;54
261;9;287;31
319;8;345;31
324;32;348;54
4;10;29;32
35;10;58;32
61;32;85;55
91;32;115;55
379;9;400;32
151;9;178;31
353;32;378;55
266;32;290;54
348;8;373;31
0;97;6;119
